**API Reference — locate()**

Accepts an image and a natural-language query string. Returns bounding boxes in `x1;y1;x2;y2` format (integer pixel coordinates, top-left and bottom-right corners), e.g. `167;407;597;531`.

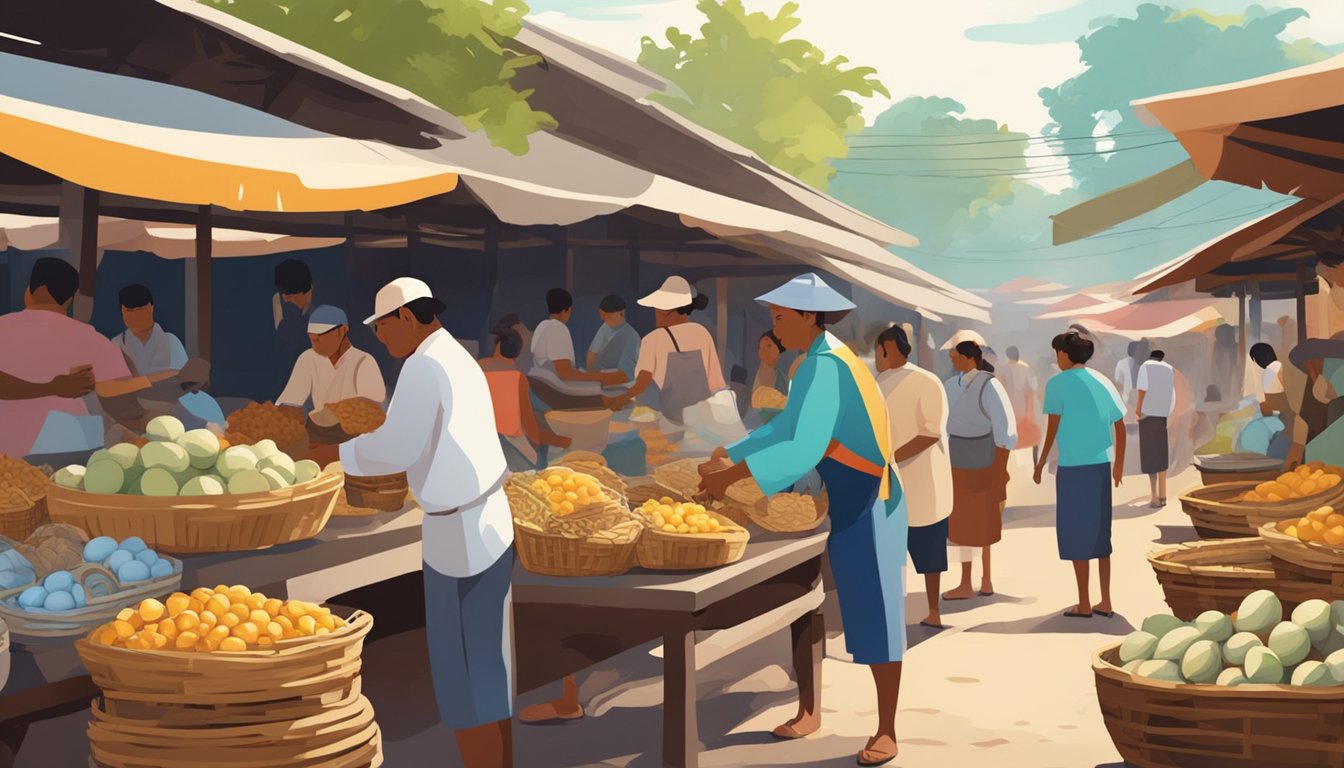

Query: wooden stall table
513;526;829;768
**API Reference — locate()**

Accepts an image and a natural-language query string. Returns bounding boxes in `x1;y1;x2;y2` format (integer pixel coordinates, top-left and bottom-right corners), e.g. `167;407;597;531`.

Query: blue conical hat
754;273;856;312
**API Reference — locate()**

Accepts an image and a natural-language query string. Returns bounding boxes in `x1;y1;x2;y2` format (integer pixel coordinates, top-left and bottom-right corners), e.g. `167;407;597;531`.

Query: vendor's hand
1285;443;1306;471
1112;462;1124;488
711;446;728;463
698;456;731;478
598;371;627;387
49;368;95;398
603;395;627;412
700;467;735;501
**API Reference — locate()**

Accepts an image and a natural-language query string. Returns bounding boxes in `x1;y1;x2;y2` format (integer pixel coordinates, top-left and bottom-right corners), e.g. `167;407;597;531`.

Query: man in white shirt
277;305;385;413
876;325;953;628
1136;350;1177;508
529;288;623;408
340;278;514;768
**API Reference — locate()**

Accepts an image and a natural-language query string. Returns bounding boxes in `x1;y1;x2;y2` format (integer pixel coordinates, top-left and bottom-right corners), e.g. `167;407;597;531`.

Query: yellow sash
821;342;892;500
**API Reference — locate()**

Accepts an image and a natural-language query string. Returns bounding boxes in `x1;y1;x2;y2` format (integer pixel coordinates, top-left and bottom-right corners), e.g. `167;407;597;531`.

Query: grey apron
658;326;712;424
948;372;997;470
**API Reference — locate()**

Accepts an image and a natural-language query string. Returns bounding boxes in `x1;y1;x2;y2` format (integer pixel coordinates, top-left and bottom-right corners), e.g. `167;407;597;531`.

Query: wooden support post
58;184;99;322
1249;282;1263;344
662;626;698;768
715;276;729;381
195;206;213;362
1237;284;1247;360
561;228;574;295
482;225;500;352
1296;259;1309;345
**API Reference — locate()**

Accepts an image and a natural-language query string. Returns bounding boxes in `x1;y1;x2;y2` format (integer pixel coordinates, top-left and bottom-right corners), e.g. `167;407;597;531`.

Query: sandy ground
15;454;1192;767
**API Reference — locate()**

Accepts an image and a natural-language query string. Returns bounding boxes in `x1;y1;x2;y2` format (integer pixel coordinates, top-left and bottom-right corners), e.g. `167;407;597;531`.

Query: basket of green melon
46;416;344;554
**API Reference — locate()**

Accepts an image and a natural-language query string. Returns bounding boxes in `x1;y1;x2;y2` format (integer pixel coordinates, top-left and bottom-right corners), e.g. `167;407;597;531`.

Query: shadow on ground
965;609;1136;636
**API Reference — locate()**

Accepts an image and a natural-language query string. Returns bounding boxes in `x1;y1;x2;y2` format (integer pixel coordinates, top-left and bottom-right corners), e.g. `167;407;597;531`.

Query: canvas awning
1062;299;1228;341
0;51;460;213
1134;192;1344;294
1033;293;1129;321
0;214;343;258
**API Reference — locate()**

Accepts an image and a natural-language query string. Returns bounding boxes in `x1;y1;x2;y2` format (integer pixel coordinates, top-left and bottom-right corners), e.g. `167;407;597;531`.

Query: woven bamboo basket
653;458;705;498
555;459;627;499
627;481;752;529
0;558;183;644
1175;482;1344;538
0;494;48;542
1260;523;1344;582
1147;538;1329;620
343;473;408;512
751;491;830;533
507;470;641;577
47;471;342;554
634;508;749;570
76;610;372;705
1093;643;1344;768
1195;454;1285;486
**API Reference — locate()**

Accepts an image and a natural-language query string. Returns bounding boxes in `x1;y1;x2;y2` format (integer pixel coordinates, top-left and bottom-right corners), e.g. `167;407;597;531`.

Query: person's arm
1135;363;1149;418
0;369;96;400
1112;419;1127;487
276;354;313;409
552;358;621;385
168;334;189;371
608;370;654;410
1136;389;1148;420
893;379;945;464
586;350;597;371
1033;414;1061;484
986;378;1018;451
339;357;437;476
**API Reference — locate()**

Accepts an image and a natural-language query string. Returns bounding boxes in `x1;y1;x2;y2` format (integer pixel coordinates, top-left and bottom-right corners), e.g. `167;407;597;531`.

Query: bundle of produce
752;491;829;533
225;401;306;450
750;387;787;410
507;467;639;577
632;496;748;570
1095;590;1344;768
47;417;341;554
0;532;182;643
0;455;51;540
77;587;379;768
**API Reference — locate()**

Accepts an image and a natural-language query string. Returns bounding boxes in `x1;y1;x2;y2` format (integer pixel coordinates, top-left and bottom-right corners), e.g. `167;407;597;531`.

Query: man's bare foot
942;586;975;601
978;582;994;596
858;734;898;766
772;712;820;739
921;614;943;629
518;700;584;723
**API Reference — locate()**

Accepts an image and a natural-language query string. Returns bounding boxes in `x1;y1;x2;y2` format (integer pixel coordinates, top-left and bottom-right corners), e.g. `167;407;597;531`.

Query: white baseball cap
638;276;696;311
941;329;987;351
364;277;437;325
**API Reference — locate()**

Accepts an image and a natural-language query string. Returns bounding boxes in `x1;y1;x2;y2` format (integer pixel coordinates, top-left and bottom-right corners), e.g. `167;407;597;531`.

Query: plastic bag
682;390;748;448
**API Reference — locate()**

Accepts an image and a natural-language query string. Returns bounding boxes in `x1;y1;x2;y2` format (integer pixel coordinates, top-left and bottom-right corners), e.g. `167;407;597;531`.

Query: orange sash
820;342;892;500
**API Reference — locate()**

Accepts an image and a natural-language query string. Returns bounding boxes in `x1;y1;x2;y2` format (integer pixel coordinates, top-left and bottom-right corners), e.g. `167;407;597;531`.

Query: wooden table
513;527;829;768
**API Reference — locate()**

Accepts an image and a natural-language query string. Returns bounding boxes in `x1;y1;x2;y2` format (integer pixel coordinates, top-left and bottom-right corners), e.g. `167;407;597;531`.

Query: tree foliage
1039;3;1330;194
637;0;888;190
199;0;556;154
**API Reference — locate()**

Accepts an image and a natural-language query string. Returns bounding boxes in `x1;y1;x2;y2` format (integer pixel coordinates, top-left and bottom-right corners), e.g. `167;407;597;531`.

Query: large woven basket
0;495;49;542
1260;523;1344;583
653;459;704;498
0;558;183;644
751;491;830;533
343;473;408;512
1147;538;1329;620
1195;454;1285;487
1176;482;1344;538
634;508;749;570
555;459;628;499
47;472;342;554
507;469;641;577
1093;643;1344;767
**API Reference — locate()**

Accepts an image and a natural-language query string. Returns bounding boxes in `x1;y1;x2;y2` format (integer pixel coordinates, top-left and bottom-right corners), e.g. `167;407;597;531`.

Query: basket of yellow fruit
1240;465;1344;528
1261;508;1344;581
507;467;641;577
1179;482;1266;538
556;452;628;499
0;456;51;541
632;496;749;570
752;491;830;533
78;587;380;768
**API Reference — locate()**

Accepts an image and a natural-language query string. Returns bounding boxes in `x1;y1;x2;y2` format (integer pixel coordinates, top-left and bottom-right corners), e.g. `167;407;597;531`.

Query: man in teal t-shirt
1034;331;1126;620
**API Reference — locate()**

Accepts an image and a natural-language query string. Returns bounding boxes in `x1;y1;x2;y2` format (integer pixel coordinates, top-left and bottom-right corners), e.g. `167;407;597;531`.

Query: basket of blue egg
0;534;182;644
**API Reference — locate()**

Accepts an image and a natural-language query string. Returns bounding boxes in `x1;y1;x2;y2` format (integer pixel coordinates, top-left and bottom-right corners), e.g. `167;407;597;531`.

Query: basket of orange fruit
1260;505;1344;583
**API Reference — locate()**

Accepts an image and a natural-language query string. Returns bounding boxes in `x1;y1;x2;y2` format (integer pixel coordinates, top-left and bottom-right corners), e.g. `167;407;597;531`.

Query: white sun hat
754;273;857;313
638;276;697;311
941;329;987;351
364;277;437;325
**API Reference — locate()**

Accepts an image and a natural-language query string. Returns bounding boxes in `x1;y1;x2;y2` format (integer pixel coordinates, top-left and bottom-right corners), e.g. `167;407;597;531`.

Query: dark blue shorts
424;548;515;730
907;517;949;574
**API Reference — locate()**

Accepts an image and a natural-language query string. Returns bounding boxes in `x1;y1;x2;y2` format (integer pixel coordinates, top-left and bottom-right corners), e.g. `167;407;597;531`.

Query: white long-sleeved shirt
278;346;385;411
944;369;1018;450
340;329;511;577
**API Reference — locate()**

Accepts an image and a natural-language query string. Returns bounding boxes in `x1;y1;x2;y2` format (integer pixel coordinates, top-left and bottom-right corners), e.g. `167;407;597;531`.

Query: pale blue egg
0;548;33;573
71;583;87;608
134;550;158;567
43;570;75;593
149;559;174;579
117;560;151;584
18;585;48;609
105;549;134;572
119;536;148;555
83;536;118;564
43;590;76;612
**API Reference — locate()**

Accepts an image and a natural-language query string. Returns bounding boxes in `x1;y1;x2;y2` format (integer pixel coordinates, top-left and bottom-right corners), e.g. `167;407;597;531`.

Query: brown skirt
949;465;1007;547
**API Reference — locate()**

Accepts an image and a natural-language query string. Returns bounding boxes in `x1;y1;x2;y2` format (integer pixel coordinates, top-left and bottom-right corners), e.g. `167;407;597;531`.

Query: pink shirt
0;309;131;458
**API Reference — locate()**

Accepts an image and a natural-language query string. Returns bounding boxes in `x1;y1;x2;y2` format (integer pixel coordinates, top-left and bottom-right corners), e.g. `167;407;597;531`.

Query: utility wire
838;139;1181;163
847;128;1168;147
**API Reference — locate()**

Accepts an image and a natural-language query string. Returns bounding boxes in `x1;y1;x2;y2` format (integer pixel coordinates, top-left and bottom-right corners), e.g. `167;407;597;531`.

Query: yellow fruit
206;595;231;617
229;603;250;621
317;614;337;631
298;615;317;634
159;620;178;641
187;598;205;614
1267;493;1285;502
263;598;283;617
1302;481;1320;496
150;633;168;650
219;637;247;652
220;612;241;628
190;587;213;603
138;599;166;623
257;636;274;647
113;620;135;640
245;593;267;611
165;592;190;616
1326;526;1344;547
175;631;200;650
199;611;218;627
266;621;283;639
315;627;331;636
97;627;118;646
1310;508;1332;523
176;611;200;631
227;585;251;600
274;615;294;632
1328;514;1344;528
233;622;261;644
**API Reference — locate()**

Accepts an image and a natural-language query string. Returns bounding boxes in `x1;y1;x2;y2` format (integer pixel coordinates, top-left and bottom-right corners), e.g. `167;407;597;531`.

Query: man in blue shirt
1034;331;1126;620
586;294;640;385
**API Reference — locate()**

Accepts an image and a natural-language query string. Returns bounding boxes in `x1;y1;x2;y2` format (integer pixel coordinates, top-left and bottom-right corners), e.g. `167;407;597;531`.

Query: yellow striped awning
0;52;459;213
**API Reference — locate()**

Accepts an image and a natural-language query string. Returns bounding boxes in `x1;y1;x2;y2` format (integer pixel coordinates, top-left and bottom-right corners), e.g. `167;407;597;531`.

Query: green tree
1039;3;1331;194
831;96;1032;253
638;0;888;190
199;0;556;153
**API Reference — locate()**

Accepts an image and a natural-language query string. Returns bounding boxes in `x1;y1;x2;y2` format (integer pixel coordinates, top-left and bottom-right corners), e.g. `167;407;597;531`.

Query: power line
838;139;1182;163
847;128;1168;148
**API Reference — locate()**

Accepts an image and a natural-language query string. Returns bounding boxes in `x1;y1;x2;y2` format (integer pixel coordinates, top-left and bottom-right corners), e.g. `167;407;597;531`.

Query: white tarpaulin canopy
0;214;342;258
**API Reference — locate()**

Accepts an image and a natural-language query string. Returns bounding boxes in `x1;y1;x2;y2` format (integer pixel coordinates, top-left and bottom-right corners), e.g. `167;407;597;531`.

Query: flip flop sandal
978;590;995;597
772;723;811;740
857;744;898;766
1062;610;1093;618
1093;610;1115;618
